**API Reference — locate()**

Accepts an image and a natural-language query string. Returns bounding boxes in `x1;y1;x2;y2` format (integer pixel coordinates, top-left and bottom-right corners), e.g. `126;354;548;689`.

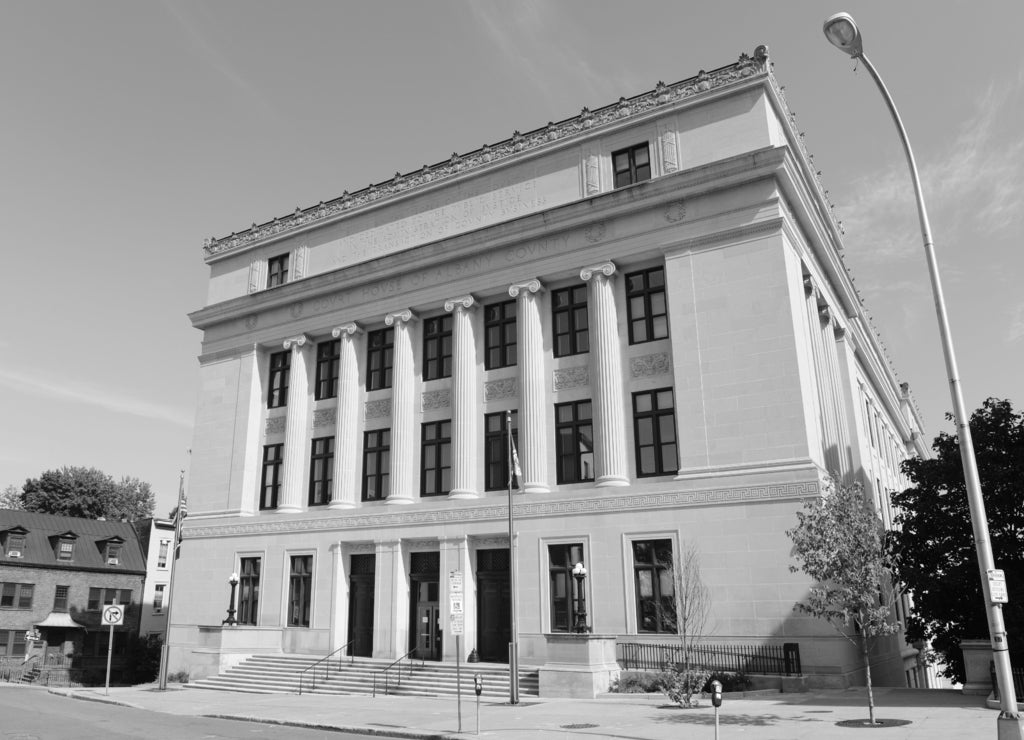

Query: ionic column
445;296;478;499
804;279;840;475
581;262;629;487
330;323;362;509
279;334;312;513
385;309;416;504
823;317;853;482
509;279;549;493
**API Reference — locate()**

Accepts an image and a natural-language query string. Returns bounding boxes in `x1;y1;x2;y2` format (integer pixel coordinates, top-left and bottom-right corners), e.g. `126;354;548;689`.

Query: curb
49;688;144;711
203;714;459;740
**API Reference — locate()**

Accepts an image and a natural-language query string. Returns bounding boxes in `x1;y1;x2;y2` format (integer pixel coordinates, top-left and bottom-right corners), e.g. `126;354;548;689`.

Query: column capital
580;262;617;282
509;279;543;298
803;276;818;298
818;305;832;325
283;334;311;350
385;308;417;326
331;322;362;339
444;295;476;312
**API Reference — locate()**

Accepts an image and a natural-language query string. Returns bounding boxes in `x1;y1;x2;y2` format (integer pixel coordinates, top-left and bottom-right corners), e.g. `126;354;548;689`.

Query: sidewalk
38;682;1003;739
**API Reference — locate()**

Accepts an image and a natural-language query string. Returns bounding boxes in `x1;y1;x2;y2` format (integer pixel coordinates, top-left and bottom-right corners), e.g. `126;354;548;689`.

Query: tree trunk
862;635;877;725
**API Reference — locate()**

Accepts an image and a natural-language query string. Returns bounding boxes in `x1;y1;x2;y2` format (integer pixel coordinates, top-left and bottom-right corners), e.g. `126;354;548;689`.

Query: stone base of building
961;639;994;696
537;634;620;698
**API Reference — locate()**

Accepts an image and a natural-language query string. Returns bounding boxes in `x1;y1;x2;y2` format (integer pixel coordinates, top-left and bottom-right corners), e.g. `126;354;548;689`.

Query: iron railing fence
618;641;802;676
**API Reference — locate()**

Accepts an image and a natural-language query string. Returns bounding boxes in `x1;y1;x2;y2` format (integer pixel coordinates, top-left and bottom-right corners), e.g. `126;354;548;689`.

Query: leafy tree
21;467;155;521
0;484;24;510
788;480;898;725
891;398;1024;684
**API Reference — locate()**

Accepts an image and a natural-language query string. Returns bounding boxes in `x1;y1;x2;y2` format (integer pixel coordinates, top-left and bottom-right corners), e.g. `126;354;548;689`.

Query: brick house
0;510;146;684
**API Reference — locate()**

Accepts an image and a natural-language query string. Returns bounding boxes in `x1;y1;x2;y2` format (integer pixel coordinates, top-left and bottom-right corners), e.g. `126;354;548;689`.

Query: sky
2;0;1021;518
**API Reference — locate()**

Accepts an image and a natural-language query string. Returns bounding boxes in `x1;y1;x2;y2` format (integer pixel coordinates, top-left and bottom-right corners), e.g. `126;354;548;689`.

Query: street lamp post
572;562;589;634
222;572;239;626
823;12;1022;731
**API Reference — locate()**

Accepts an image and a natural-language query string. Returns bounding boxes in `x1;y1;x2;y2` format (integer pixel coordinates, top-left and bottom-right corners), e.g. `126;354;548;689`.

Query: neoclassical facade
172;47;928;688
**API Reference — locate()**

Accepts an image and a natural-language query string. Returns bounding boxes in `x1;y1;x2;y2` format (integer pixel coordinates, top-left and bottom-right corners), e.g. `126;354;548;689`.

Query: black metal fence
990;663;1024;702
618;641;802;676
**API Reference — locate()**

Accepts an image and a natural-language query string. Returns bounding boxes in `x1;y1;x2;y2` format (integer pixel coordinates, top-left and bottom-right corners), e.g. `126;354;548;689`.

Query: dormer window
57;539;75;562
105;543;122;565
5;534;25;559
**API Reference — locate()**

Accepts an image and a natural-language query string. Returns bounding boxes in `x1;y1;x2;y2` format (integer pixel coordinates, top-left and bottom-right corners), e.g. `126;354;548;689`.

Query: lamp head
229;572;239;585
823;12;863;58
572;562;587;577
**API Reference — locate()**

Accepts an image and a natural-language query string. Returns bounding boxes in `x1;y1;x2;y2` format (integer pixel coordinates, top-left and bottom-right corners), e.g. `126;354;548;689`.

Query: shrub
702;671;751;693
610;670;672;693
665;667;712;707
167;670;190;684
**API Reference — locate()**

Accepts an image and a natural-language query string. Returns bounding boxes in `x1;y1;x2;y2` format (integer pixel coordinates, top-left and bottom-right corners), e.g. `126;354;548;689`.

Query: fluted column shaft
279;334;312;513
386;310;416;504
509;280;548;493
582;263;629;486
330;324;362;508
446;296;478;499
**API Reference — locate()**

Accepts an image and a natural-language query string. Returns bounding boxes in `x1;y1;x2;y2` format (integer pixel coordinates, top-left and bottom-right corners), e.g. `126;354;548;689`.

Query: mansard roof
0;509;146;573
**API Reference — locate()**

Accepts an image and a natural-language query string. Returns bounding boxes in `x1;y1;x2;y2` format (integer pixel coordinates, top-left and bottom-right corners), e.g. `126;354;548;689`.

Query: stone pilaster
330;323;362;509
279;334;312;513
445;296;478;499
509;279;549;493
385;310;417;504
581;263;629;487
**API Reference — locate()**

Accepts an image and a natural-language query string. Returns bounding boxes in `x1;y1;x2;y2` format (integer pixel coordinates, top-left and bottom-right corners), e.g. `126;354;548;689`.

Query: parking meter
711;679;723;707
474;673;483;696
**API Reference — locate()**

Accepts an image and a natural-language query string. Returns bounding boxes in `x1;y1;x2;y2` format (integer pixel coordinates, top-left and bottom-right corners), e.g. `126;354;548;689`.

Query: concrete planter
960;639;992;696
538;634;620;698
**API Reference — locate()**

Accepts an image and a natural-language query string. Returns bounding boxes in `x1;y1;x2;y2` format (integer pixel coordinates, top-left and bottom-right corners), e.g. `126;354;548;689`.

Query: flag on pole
507;410;522;488
173;471;187;560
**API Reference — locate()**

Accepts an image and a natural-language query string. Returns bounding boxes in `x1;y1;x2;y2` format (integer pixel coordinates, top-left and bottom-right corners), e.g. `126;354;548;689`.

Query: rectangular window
625;266;668;344
239;557;261;626
420;420;452;497
106;544;122;565
153;584;165;612
552;285;589;357
633;539;676;633
57;539;74;561
555;400;594;484
362;429;391;502
613;143;652;188
484;300;517;370
54;585;69;611
268;350;291;408
422;315;454;381
288;555;312;628
315;340;341;400
0;583;32;609
633;388;678;477
260;444;284;510
0;630;27;657
267;253;289;288
157;540;170;569
5;534;25;558
308;436;334;506
86;587;128;611
366;328;394;391
548;543;584;632
87;587;101;611
484;411;519;491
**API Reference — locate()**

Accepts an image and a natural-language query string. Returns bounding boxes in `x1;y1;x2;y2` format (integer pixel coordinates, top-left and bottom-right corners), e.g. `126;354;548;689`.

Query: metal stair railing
298;641;355;695
372;648;423;697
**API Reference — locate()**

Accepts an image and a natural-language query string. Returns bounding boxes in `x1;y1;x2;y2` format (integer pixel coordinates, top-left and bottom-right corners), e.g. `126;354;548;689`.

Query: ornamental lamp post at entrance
572;562;589;633
222;572;239;626
822;12;1022;735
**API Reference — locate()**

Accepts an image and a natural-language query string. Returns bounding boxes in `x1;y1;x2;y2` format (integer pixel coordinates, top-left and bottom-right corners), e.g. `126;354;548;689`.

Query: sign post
102;603;124;696
449;571;464;732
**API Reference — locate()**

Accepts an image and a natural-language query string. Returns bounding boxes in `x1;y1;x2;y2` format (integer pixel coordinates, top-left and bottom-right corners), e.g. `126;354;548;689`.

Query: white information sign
988;569;1009;604
449;571;465;635
102;605;124;626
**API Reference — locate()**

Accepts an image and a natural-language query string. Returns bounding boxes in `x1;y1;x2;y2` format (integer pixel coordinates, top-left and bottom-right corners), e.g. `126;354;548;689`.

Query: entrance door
44;630;65;666
415;603;440;661
476;548;510;663
347;554;375;658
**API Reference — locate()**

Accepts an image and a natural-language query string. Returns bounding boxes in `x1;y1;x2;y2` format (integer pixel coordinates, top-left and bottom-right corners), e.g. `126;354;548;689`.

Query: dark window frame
555;400;595;485
362;429;391;502
267;253;289;288
484;411;519;491
5;534;26;558
612;142;652;188
268;350;291;408
238;556;261;626
308;436;334;506
548;543;584;633
56;538;75;561
0;583;33;610
366;328;394;391
288;555;312;628
0;630;27;657
551;285;589;358
625;266;668;344
632;388;679;477
422;314;454;381
314;340;341;400
420;420;452;497
632;538;676;634
53;585;69;612
484;300;517;370
260;443;284;510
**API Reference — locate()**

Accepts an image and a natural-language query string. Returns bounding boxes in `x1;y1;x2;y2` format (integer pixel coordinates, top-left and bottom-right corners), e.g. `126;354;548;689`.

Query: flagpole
157;469;187;690
507;410;520;705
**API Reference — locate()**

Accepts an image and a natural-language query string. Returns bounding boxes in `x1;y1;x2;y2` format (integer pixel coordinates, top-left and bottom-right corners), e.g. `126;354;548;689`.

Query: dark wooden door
476;549;510;663
348;554;375;657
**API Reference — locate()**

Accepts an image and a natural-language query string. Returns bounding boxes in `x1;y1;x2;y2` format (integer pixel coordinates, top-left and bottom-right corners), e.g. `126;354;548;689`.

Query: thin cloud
0;368;193;428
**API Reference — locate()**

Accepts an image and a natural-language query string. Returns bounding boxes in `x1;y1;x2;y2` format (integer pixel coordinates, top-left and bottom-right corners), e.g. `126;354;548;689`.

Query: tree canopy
18;466;155;521
891;398;1024;684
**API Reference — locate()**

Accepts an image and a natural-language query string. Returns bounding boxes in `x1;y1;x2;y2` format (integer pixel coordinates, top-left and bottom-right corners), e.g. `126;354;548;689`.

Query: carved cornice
331;322;362;339
580;262;616;282
508;279;543;298
183;480;819;538
443;295;476;313
203;48;772;258
385;308;416;326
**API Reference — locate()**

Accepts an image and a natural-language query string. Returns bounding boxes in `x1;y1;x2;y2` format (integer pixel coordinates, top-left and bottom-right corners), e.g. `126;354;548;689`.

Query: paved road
0;686;395;740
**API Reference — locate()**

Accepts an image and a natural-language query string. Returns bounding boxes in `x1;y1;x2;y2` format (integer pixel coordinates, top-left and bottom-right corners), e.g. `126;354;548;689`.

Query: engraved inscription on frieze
631;353;672;378
553;366;589;390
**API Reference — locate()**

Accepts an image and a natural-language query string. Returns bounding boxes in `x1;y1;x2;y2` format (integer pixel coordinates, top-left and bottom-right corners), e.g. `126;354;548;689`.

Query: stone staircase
189;654;540;698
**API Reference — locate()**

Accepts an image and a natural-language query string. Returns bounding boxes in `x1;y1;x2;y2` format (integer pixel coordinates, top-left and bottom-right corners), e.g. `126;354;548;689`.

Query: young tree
788;480;898;725
891;398;1024;684
21;467;155;521
662;542;713;707
0;484;24;510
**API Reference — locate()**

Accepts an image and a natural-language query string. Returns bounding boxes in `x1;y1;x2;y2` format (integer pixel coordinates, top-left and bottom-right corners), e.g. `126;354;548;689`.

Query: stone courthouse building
172;47;928;690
